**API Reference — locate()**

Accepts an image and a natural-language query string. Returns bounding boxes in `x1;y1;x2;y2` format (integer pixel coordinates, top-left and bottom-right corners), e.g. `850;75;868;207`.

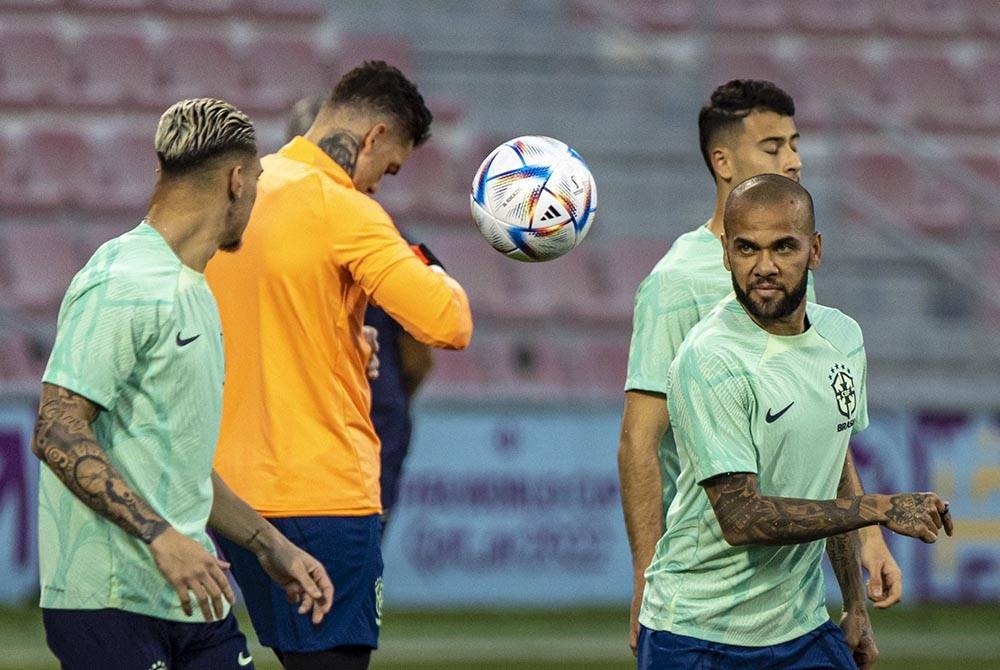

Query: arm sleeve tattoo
32;383;170;544
826;457;866;608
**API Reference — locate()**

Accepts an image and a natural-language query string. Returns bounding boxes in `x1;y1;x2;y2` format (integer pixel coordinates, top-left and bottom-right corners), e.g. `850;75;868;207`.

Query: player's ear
361;123;388;154
721;233;732;271
227;164;244;202
809;231;822;270
712;147;733;182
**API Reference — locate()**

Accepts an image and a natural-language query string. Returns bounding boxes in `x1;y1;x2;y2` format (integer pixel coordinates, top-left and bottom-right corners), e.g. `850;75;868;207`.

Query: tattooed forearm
32;383;169;544
703;472;884;546
318;129;360;176
827;531;866;608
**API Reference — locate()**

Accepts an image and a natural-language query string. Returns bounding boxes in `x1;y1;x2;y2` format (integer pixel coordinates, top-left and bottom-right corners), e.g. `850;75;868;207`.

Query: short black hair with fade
697;79;795;179
330;60;433;148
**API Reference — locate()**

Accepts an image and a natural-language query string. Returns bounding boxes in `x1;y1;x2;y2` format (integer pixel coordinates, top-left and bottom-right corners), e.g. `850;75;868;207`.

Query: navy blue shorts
43;608;253;670
218;514;383;654
637;619;855;669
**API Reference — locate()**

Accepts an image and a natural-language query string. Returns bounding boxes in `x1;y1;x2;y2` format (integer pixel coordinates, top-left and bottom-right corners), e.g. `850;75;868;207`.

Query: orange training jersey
207;137;473;516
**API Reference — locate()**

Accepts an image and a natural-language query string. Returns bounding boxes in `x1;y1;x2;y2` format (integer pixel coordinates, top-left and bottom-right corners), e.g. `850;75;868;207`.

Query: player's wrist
245;523;279;556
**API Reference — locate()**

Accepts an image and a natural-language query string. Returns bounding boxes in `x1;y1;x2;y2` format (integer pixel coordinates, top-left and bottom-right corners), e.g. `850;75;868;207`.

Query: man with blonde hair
33;98;333;670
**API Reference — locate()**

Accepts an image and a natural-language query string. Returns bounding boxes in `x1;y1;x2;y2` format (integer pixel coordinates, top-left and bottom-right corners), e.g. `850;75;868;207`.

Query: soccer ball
470;135;597;262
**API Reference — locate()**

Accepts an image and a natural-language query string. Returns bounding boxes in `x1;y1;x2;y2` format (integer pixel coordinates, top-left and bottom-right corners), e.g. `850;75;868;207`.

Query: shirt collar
280;136;355;190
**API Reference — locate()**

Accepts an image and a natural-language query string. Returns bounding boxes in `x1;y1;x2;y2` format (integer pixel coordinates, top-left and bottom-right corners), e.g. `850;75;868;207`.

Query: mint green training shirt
641;295;868;646
38;222;227;622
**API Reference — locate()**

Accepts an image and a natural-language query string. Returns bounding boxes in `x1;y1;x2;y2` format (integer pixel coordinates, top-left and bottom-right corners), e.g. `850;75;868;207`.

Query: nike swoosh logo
238;651;253;666
176;332;200;347
765;402;795;423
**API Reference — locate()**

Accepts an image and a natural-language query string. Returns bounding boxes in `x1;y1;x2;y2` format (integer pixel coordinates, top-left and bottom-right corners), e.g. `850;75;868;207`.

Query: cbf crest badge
830;363;857;432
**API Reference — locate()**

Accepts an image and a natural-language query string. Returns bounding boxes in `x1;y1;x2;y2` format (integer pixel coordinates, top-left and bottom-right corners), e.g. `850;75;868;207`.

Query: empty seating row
572;0;1000;38
3;0;326;20
0;28;413;114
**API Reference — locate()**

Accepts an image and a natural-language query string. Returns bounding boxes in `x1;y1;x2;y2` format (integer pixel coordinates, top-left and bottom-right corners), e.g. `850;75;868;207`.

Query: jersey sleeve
625;267;701;394
325;189;472;349
43;275;161;411
667;344;758;483
850;344;869;435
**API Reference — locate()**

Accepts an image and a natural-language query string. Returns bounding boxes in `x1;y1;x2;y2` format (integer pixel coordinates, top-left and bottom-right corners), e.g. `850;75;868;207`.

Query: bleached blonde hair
154;98;256;173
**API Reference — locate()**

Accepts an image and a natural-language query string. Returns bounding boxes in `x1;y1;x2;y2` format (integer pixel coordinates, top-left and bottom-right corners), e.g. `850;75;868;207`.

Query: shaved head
724;173;814;237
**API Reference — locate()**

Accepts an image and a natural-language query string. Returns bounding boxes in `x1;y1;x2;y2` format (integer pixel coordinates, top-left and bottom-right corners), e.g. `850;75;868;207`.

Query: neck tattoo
318;130;360;176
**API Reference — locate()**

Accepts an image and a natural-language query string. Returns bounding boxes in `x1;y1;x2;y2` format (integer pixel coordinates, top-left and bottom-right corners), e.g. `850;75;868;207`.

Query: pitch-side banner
383;404;1000;607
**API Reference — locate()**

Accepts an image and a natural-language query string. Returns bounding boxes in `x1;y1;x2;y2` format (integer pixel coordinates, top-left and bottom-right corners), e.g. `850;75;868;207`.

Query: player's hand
362;325;380;381
879;493;953;543
255;533;335;625
839;609;878;670
859;526;903;608
628;572;644;656
149;527;235;621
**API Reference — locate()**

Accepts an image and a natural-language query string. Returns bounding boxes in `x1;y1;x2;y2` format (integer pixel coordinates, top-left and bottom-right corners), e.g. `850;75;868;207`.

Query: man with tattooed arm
32;98;333;670
636;174;952;669
206;62;472;670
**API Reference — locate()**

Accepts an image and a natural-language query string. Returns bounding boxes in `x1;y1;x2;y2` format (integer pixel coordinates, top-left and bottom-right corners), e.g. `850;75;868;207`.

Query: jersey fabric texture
39;222;226;622
640;295;868;646
624;225;817;517
206;137;472;517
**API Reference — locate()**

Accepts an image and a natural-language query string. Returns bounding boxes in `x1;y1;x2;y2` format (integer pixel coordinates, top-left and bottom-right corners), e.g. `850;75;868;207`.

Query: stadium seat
788;0;877;34
243;37;329;114
879;0;970;36
153;0;240;15
626;0;697;33
567;337;630;398
709;0;791;32
969;0;1000;37
418;232;516;318
67;0;148;9
157;36;243;108
0;27;70;107
380;139;475;223
77;221;135;264
879;55;986;132
73;33;160;110
482;332;570;394
21;128;97;210
0;330;46;382
958;153;1000;231
970;54;1000;130
0;225;81;314
241;0;326;20
96;127;158;214
504;248;604;321
0;133;25;212
335;33;413;76
708;49;790;92
590;237;672;322
844;148;971;236
793;52;879;130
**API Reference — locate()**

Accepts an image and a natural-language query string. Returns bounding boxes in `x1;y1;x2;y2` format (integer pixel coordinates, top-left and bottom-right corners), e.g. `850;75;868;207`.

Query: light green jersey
640;295;868;646
39;222;226;622
624;225;816;513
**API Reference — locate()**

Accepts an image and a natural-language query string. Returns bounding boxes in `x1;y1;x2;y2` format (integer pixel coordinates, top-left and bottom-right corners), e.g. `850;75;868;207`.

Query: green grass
0;604;996;669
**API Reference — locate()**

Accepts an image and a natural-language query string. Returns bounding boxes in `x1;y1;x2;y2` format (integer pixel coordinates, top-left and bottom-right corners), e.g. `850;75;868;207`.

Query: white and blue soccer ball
470;135;597;262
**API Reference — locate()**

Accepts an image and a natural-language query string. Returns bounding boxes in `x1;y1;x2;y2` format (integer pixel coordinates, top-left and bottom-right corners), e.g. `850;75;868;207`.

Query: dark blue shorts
637;619;854;669
42;608;253;670
218;514;383;653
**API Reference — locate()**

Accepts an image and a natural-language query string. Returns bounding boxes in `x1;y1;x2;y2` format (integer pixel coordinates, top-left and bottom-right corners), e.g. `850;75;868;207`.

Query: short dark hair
698;79;795;179
329;60;433;147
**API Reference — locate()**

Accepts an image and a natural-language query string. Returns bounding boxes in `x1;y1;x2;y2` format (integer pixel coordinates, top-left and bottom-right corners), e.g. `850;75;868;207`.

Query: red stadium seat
73;33;160;109
709;49;790;92
789;0;877;35
0;330;46;383
0;225;81;314
879;0;970;36
879;55;986;132
969;0;1000;37
709;0;791;31
567;337;630;397
844;148;971;236
157;36;243;107
793;52;879;130
0;28;71;107
504;247;604;321
590;236;672;322
241;0;327;20
96;127;158;214
21;128;98;211
335;33;413;76
243;38;329;114
958;153;1000;232
0;133;25;212
153;0;240;15
380;141;473;223
66;0;148;9
626;0;697;33
417;232;516;318
970;54;1000;130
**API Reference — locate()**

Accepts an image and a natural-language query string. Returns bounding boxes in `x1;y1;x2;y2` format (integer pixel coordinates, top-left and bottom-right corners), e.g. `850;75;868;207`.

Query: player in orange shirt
206;62;473;670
